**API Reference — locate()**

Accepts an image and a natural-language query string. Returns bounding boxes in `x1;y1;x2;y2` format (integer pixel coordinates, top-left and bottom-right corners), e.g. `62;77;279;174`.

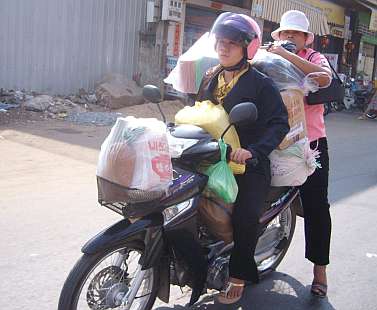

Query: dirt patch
0;99;185;129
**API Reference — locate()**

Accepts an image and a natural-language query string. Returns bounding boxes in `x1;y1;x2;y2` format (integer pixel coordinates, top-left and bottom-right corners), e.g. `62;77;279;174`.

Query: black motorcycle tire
58;244;159;310
258;203;297;276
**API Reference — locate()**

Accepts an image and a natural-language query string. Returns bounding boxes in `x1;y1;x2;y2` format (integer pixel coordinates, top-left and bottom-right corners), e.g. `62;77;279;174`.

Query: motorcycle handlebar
225;144;259;167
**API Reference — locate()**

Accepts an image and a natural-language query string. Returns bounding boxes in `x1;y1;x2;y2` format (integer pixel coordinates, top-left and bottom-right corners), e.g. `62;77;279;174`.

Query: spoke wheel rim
75;247;154;310
256;207;293;272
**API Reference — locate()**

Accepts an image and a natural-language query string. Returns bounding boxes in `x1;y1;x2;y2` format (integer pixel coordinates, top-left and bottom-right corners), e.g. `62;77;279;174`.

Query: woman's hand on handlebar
230;148;252;165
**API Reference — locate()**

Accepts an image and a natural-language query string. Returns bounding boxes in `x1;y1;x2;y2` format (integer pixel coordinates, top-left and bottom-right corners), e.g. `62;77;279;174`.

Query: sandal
311;282;327;298
217;281;245;304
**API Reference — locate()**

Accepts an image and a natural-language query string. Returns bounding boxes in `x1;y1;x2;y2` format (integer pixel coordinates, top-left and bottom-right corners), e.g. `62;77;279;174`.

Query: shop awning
251;0;330;35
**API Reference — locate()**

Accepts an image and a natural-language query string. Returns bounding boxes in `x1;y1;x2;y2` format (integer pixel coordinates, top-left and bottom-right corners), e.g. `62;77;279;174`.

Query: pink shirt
297;48;331;142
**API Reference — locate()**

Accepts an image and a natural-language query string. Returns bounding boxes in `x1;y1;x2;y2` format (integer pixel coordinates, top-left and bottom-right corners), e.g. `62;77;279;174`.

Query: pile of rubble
0;75;152;125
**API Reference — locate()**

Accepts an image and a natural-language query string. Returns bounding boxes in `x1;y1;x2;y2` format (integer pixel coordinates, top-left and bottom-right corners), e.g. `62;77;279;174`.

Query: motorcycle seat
265;186;290;203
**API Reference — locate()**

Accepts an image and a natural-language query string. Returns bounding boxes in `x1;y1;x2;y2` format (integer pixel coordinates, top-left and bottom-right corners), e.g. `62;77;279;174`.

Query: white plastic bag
97;116;173;191
269;138;321;186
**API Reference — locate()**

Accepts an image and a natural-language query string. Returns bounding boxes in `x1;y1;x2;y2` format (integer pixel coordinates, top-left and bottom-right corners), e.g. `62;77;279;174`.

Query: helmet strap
222;56;247;72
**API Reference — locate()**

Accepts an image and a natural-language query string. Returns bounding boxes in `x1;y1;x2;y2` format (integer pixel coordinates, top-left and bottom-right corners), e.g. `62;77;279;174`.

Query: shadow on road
153;272;335;310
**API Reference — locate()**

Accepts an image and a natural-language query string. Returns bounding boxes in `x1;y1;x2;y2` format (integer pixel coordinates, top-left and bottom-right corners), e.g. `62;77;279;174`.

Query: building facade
140;0;377;94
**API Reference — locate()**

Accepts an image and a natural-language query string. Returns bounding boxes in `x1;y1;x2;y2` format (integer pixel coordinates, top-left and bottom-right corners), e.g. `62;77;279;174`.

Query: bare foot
217;277;245;304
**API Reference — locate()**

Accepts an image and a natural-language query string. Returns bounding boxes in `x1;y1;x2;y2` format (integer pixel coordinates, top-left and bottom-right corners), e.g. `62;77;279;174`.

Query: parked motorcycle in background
343;75;375;111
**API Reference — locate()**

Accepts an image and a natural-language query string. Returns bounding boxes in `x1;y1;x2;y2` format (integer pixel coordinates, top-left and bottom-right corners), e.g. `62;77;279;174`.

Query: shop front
164;0;251;96
355;10;377;81
251;0;330;44
251;0;350;74
182;0;251;53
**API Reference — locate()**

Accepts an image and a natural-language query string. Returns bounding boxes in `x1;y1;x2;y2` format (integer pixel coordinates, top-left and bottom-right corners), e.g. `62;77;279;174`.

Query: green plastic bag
204;139;238;204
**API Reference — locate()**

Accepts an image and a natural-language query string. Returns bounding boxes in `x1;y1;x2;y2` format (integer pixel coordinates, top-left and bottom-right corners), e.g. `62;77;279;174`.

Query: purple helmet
211;12;261;60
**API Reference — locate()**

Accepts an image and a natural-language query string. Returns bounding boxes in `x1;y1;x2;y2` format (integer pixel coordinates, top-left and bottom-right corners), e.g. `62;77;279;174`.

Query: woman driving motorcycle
197;12;290;304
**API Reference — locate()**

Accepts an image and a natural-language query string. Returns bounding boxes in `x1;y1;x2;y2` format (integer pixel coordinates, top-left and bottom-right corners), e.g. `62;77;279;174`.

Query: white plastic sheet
251;50;321;95
269;138;321;186
164;32;219;94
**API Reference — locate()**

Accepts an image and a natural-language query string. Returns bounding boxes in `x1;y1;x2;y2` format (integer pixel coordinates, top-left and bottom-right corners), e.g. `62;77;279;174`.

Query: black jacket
197;65;290;161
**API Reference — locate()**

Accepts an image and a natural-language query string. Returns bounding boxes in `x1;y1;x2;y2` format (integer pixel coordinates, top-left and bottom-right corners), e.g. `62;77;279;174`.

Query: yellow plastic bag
175;100;245;174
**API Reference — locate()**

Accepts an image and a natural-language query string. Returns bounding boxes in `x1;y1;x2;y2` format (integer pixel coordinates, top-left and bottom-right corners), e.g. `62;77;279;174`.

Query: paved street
1;111;377;310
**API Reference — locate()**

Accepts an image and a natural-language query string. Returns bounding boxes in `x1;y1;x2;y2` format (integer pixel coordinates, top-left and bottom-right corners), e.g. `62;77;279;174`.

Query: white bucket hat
271;10;314;45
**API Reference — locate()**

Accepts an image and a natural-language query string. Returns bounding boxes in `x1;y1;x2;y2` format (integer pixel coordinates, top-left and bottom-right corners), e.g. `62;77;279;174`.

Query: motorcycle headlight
163;199;194;224
167;134;198;158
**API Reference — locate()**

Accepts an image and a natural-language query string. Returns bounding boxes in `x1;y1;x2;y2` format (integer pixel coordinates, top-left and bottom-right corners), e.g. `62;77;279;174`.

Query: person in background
268;10;332;298
197;12;289;304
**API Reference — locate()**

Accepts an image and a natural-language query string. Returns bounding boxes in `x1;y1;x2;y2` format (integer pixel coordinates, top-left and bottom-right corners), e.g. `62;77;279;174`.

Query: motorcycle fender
292;195;304;218
81;213;163;255
157;255;171;303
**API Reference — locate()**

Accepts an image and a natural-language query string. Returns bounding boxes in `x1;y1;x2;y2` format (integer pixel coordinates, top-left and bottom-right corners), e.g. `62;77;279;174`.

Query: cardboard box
278;89;307;150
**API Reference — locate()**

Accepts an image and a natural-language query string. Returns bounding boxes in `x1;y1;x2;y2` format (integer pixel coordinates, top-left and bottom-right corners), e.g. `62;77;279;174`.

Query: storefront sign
167;22;182;57
361;34;377;45
210;1;223;10
330;26;344;38
370;9;377;32
344;15;351;40
304;0;345;26
173;23;181;57
162;0;183;22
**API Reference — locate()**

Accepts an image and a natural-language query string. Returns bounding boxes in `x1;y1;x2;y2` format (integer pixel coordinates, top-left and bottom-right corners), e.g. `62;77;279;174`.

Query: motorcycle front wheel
58;244;159;310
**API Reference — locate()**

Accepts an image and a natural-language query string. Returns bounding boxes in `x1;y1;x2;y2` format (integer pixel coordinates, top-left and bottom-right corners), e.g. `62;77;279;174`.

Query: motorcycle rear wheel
255;204;296;275
58;244;159;310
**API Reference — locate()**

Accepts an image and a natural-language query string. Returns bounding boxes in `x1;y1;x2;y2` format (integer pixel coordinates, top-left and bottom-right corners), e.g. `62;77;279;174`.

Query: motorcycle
343;77;375;112
58;85;303;310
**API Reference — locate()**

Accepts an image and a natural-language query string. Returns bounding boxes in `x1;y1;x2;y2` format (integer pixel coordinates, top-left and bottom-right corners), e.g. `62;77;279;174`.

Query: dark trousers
229;158;271;283
299;137;331;266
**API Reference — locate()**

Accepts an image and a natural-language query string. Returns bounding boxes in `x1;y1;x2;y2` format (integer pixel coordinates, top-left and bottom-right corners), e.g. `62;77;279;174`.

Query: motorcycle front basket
97;176;165;217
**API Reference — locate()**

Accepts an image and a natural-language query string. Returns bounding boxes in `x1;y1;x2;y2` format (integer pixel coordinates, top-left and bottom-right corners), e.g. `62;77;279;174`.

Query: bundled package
269;138;321;186
97;117;173;202
251;50;319;150
175;100;245;174
251;50;319;93
164;32;219;94
278;89;307;149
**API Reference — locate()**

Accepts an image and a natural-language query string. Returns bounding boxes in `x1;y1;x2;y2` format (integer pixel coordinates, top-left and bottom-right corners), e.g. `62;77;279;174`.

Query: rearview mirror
229;102;258;125
142;85;162;103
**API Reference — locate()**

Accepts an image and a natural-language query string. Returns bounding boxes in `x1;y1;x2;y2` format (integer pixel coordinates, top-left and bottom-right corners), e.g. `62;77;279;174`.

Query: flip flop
217;281;245;305
311;282;327;298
